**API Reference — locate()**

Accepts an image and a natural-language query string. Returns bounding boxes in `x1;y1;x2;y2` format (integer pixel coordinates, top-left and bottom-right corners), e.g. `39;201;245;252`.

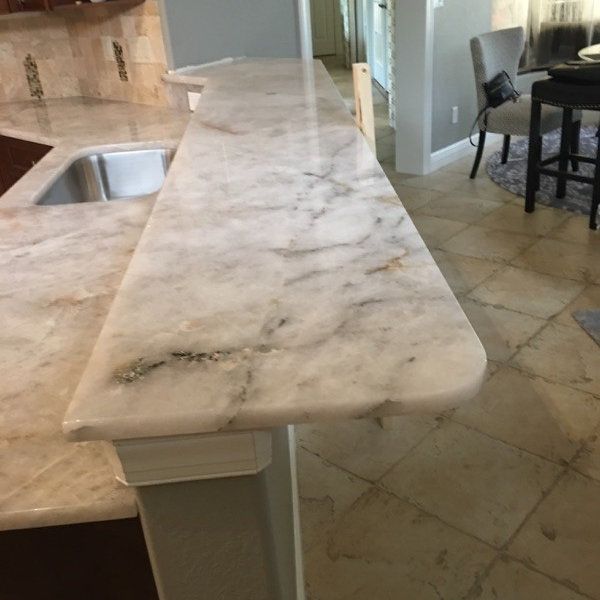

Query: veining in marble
63;59;487;442
0;97;189;530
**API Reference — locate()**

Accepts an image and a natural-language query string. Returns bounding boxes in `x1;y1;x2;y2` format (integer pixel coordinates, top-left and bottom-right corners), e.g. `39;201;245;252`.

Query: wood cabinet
0;0;143;14
0;518;159;600
0;135;52;197
7;0;48;11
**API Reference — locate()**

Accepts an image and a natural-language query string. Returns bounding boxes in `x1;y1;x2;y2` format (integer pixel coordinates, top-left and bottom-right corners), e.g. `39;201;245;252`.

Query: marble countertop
63;59;487;443
0;98;189;530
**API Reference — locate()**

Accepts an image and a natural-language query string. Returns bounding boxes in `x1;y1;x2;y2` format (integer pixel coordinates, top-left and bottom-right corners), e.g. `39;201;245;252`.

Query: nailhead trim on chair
532;97;600;110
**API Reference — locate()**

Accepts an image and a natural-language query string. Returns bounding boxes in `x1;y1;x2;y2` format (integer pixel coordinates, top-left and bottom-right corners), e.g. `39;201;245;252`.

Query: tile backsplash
0;14;79;103
0;0;168;106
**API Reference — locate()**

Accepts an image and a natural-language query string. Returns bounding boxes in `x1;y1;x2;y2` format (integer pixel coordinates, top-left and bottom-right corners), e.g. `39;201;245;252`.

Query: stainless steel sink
36;148;175;206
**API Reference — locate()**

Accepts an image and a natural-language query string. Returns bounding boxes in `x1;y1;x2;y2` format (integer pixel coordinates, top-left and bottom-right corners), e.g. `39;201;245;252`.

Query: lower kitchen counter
0;98;189;531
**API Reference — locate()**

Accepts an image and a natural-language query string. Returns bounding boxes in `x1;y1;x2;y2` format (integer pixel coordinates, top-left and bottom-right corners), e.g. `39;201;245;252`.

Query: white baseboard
428;133;502;174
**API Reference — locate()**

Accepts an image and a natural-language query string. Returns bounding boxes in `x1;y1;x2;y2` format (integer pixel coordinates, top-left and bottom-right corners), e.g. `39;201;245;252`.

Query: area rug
486;125;598;217
573;309;600;347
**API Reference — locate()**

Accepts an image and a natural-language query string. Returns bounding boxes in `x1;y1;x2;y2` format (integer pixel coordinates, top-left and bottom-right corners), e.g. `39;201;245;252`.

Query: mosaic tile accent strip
112;40;129;82
23;54;44;100
0;1;169;106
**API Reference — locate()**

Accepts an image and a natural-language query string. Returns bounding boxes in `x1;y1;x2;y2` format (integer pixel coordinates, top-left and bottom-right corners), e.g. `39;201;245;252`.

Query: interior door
311;0;337;56
367;0;389;89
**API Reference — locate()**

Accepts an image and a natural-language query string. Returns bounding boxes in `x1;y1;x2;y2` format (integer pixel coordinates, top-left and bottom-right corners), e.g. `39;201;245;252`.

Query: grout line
505;361;600;402
500;468;567;555
299;424;600;599
461;554;501;600
296;444;374;486
497;440;600;600
442;413;572;469
466;264;588;310
374;480;499;551
458;295;550;366
545;283;600;329
503;554;598;600
371;416;446;485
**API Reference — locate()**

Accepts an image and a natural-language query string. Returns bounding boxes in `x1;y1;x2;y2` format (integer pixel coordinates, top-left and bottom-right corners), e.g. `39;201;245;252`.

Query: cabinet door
7;0;48;11
0;0;11;14
0;135;52;196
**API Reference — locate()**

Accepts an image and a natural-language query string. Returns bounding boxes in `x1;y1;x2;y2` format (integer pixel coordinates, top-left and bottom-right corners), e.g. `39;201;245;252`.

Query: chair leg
470;130;486;179
535;136;543;191
501;135;511;164
591;129;600;231
571;119;581;172
557;108;573;199
526;100;542;213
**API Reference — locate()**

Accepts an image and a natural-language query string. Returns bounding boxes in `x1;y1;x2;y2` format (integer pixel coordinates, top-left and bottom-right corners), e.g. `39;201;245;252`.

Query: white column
394;0;434;175
112;427;304;600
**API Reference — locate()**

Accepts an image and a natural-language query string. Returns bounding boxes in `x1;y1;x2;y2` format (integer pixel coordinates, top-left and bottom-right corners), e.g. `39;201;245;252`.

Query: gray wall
431;0;492;152
159;0;302;69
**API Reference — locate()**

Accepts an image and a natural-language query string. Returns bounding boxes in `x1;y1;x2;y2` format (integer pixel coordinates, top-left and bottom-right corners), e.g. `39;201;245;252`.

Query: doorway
306;0;397;168
310;0;345;58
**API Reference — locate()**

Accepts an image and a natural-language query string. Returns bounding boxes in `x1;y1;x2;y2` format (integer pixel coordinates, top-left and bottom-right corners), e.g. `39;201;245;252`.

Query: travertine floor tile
440;155;479;176
311;62;600;599
410;214;468;249
459;299;546;362
508;471;600;599
512;323;600;396
555;285;600;329
549;213;600;246
572;431;600;482
304;487;495;600
478;203;569;236
377;136;395;163
441;225;535;263
381;421;561;547
478;556;588;600
297;416;438;482
455;176;519;203
380;161;409;181
431;250;501;296
469;266;585;319
452;367;600;464
297;447;370;553
391;185;443;213
415;192;502;224
442;144;503;177
512;238;600;283
402;170;466;193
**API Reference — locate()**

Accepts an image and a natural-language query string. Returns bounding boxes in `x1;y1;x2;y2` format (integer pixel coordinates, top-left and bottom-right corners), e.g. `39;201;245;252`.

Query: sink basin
36;148;175;206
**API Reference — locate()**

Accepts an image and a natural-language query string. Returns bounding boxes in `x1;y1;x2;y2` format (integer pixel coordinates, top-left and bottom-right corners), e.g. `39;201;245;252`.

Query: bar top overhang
63;58;487;442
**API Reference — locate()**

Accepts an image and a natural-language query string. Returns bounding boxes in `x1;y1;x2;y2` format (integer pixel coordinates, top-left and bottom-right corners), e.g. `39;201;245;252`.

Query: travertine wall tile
0;13;78;103
0;0;168;106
